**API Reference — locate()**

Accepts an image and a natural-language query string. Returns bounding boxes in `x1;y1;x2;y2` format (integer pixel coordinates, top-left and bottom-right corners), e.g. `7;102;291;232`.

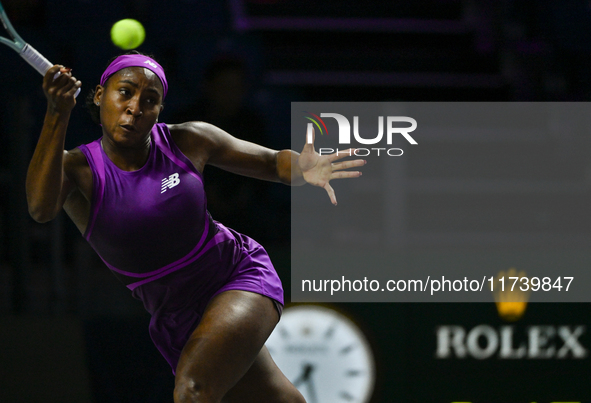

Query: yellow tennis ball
111;19;145;50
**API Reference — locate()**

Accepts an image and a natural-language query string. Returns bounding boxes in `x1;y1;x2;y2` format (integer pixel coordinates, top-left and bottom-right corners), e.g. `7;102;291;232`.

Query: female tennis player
26;54;364;403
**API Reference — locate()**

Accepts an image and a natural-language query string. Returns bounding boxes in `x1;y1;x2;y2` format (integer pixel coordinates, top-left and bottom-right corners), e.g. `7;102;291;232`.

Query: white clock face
266;305;375;403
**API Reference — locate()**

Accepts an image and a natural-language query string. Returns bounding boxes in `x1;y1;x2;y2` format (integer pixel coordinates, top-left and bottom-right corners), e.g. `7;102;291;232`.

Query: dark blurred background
1;0;591;402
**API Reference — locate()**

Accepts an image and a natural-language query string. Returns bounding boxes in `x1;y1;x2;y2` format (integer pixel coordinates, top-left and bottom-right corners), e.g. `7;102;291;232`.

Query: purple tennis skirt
130;223;284;373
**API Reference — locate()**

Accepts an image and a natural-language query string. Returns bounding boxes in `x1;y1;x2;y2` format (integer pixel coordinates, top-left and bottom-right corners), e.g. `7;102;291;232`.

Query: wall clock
266;304;376;403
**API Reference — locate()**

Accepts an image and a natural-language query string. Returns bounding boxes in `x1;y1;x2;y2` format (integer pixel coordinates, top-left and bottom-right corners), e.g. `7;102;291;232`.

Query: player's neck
100;137;151;172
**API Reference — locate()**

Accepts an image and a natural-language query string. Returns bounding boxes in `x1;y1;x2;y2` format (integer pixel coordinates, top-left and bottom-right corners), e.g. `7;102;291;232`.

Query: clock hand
305;364;319;403
292;363;319;403
293;362;313;387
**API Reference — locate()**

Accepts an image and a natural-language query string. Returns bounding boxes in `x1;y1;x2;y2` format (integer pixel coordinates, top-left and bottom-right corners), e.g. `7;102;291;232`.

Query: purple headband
100;54;168;99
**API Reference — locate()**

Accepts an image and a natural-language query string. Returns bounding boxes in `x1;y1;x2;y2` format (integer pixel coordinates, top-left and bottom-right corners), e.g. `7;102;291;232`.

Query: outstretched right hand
43;65;81;114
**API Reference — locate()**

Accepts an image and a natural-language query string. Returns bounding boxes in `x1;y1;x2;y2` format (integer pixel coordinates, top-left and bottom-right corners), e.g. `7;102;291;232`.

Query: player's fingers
331;159;366;171
50;67;76;91
46;68;72;97
330;170;362;180
55;74;77;95
53;67;72;81
54;69;75;85
327;148;360;162
43;65;63;86
302;123;315;153
323;183;337;206
65;80;82;97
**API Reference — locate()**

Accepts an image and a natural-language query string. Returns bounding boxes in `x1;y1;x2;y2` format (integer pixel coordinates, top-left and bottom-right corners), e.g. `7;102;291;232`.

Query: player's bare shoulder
168;121;219;147
168;121;219;172
61;147;93;233
63;147;92;199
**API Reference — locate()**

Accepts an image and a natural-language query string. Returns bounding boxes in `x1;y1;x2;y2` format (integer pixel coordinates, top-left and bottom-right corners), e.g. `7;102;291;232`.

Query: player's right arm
26;65;82;223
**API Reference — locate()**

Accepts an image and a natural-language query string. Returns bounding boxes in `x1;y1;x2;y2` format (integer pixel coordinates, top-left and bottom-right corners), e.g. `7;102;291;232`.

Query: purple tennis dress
78;123;284;373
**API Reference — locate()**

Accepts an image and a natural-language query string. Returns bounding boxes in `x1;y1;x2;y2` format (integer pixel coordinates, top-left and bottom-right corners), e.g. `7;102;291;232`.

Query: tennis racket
0;1;80;97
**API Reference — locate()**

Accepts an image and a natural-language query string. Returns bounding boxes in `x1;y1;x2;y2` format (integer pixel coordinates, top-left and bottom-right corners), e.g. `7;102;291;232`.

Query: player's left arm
170;121;365;204
170;121;301;184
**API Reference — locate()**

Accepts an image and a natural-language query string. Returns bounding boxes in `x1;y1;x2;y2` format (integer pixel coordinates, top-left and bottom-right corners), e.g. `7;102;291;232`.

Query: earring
96;102;99;105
